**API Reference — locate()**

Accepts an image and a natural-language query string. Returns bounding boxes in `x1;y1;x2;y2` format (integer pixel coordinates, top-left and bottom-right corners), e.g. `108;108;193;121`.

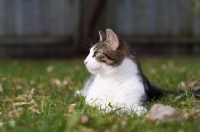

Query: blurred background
0;0;200;59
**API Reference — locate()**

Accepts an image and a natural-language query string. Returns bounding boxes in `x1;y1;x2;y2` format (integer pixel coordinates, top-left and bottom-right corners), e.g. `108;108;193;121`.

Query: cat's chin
87;67;101;74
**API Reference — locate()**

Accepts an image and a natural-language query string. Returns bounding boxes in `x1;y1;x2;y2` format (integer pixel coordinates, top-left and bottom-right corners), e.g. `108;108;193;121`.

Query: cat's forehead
92;42;112;52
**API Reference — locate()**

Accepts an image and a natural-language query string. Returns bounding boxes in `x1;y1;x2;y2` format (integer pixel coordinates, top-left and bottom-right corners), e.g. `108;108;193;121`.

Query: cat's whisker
81;45;90;54
81;39;93;53
82;38;91;46
93;36;97;44
86;37;93;47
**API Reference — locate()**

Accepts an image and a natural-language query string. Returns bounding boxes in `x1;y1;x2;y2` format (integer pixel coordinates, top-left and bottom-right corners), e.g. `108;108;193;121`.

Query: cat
75;29;200;116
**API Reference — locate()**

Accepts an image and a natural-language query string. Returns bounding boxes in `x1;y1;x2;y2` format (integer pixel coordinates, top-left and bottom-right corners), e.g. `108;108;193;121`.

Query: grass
0;57;200;132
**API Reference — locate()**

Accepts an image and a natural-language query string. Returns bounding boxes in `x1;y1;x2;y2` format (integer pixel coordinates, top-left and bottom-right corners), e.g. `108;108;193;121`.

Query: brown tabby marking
93;42;125;66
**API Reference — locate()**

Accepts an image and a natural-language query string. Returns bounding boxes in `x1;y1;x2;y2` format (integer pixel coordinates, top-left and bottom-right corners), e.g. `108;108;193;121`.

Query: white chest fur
85;58;147;115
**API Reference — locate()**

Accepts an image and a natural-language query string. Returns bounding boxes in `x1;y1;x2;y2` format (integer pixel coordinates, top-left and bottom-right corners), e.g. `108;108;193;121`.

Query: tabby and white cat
75;29;199;115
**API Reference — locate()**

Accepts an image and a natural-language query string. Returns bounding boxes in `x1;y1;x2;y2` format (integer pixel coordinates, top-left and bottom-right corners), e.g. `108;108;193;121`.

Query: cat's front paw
131;105;148;116
74;90;83;97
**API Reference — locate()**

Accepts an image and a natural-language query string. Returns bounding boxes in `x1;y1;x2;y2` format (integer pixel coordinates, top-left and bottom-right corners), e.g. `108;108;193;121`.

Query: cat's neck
97;57;140;79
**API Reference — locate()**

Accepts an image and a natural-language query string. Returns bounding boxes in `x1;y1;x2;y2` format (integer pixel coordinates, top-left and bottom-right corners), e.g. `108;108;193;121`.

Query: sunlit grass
0;58;200;132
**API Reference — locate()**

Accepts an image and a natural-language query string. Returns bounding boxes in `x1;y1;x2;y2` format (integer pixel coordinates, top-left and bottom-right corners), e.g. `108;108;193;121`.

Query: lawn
0;57;200;132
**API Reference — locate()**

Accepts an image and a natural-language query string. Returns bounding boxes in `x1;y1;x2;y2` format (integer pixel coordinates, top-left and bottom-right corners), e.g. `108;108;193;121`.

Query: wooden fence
0;0;200;58
0;0;80;58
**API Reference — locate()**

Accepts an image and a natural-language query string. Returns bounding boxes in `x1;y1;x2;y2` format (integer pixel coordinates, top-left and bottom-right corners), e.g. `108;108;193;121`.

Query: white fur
78;47;147;115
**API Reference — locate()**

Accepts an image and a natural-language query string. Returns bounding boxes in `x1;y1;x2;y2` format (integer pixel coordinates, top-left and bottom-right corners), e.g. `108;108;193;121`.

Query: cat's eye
93;52;100;57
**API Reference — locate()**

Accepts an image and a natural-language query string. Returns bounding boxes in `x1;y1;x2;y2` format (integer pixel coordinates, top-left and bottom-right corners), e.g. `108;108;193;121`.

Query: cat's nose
84;61;88;65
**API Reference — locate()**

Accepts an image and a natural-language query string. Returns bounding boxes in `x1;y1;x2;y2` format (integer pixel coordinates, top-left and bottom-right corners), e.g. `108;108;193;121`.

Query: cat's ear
99;30;106;41
106;29;119;50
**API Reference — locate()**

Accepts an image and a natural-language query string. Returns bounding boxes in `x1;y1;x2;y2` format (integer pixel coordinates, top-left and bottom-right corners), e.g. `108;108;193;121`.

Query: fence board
0;0;75;38
0;0;5;36
106;0;200;37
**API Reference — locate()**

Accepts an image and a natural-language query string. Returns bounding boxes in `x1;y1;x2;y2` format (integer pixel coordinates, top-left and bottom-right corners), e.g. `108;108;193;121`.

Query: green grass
0;58;200;132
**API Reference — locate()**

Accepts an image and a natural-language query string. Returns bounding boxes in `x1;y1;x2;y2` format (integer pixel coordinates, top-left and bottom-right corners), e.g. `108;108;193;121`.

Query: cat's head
84;29;127;75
